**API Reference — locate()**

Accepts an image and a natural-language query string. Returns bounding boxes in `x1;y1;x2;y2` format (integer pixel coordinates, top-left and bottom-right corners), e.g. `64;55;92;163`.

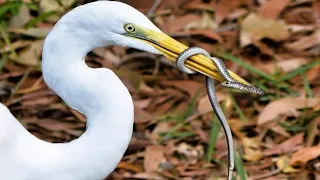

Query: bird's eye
124;24;136;33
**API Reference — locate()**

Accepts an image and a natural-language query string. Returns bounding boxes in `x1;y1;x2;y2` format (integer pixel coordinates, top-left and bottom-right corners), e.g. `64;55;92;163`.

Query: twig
147;0;162;17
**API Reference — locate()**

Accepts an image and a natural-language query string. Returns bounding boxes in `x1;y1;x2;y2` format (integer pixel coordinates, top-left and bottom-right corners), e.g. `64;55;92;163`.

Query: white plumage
0;1;251;179
0;1;162;179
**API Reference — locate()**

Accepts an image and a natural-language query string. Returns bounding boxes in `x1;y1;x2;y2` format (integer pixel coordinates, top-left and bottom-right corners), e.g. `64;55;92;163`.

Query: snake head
222;81;265;95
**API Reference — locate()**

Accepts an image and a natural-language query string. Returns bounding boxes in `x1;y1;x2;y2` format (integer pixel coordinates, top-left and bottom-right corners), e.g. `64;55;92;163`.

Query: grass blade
235;151;247;180
206;116;221;162
217;52;277;83
302;73;313;98
279;59;320;81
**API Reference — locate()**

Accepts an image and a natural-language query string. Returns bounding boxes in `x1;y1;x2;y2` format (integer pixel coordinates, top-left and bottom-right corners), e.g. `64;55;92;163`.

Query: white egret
0;1;250;179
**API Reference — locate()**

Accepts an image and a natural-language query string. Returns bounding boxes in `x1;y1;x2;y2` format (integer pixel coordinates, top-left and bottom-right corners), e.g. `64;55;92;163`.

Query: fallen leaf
40;0;61;12
134;108;152;124
134;98;151;109
241;13;289;47
197;92;226;114
60;0;77;8
161;80;205;97
258;97;320;125
242;137;263;162
187;29;223;42
144;145;166;173
0;40;32;53
165;14;201;33
70;109;86;123
35;119;81;132
185;12;217;31
285;30;320;51
21;96;58;107
174;143;203;165
15;40;43;66
226;8;248;21
290;146;320;167
93;48;121;65
150;121;172;142
243;147;263;162
287;24;316;33
263;133;304;156
8;28;51;38
9;4;31;28
259;0;290;19
313;1;320;25
276;57;309;73
277;155;300;173
212;0;250;24
117;161;143;173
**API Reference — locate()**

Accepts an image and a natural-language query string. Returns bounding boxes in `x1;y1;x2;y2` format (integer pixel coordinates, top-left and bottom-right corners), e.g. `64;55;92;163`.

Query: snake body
222;81;265;95
176;47;264;180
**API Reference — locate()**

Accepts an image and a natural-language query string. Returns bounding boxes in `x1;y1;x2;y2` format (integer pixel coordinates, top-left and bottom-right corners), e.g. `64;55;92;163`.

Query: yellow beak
129;28;250;85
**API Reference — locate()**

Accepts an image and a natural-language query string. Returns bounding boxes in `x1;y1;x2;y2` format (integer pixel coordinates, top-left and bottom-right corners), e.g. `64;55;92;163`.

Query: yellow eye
124;24;136;33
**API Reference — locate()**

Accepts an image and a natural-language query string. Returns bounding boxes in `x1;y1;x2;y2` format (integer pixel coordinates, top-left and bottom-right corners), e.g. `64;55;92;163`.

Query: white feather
0;1;161;179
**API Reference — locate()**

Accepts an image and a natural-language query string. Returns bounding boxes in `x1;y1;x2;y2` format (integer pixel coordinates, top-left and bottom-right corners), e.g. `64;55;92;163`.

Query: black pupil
128;26;133;31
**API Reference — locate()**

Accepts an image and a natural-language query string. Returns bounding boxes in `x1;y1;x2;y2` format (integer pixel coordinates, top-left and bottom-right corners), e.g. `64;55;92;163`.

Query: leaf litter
1;0;320;179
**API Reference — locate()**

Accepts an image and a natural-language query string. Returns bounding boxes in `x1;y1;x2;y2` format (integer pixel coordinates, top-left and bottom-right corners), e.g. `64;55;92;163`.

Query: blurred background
1;0;320;179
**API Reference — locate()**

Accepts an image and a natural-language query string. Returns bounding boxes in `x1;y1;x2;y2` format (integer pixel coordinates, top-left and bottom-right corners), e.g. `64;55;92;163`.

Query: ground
0;0;320;179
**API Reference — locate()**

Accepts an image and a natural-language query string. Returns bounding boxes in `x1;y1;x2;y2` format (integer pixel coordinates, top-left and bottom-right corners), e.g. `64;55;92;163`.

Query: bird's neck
26;24;134;178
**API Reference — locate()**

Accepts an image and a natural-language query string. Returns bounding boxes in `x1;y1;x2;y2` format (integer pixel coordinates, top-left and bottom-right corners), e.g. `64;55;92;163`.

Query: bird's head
62;1;249;84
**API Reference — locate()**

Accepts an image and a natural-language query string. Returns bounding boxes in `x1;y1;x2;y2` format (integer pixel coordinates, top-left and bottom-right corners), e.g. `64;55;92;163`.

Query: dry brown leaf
287;24;316;33
150;121;172;142
259;0;290;19
290;146;320;167
126;172;163;180
228;119;249;140
313;1;320;25
243;147;263;162
241;13;289;47
21;96;58;107
276;155;300;173
134;98;151;109
120;0;154;13
117;161;143;173
197;92;226;114
212;0;230;25
187;29;223;42
263;133;304;156
93;48;121;65
70;109;86;123
285;30;320;51
258;97;320;125
276;57;309;73
36;119;81;132
242;137;263;162
0;40;32;53
15;40;43;66
213;0;250;24
174;143;203;165
165;14;201;33
144;145;166;173
157;0;186;11
134;108;152;124
9;4;31;28
184;1;214;12
8;28;51;38
226;8;248;21
185;12;217;31
161;80;205;97
40;0;62;12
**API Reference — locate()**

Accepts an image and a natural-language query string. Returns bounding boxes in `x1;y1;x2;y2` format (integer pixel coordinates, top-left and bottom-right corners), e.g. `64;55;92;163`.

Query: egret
0;1;251;179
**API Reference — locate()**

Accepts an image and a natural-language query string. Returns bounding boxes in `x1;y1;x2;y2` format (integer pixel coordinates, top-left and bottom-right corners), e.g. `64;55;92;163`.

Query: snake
176;47;264;180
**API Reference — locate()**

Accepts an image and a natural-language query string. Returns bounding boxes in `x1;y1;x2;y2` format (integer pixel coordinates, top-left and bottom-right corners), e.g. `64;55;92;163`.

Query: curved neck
24;20;134;179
